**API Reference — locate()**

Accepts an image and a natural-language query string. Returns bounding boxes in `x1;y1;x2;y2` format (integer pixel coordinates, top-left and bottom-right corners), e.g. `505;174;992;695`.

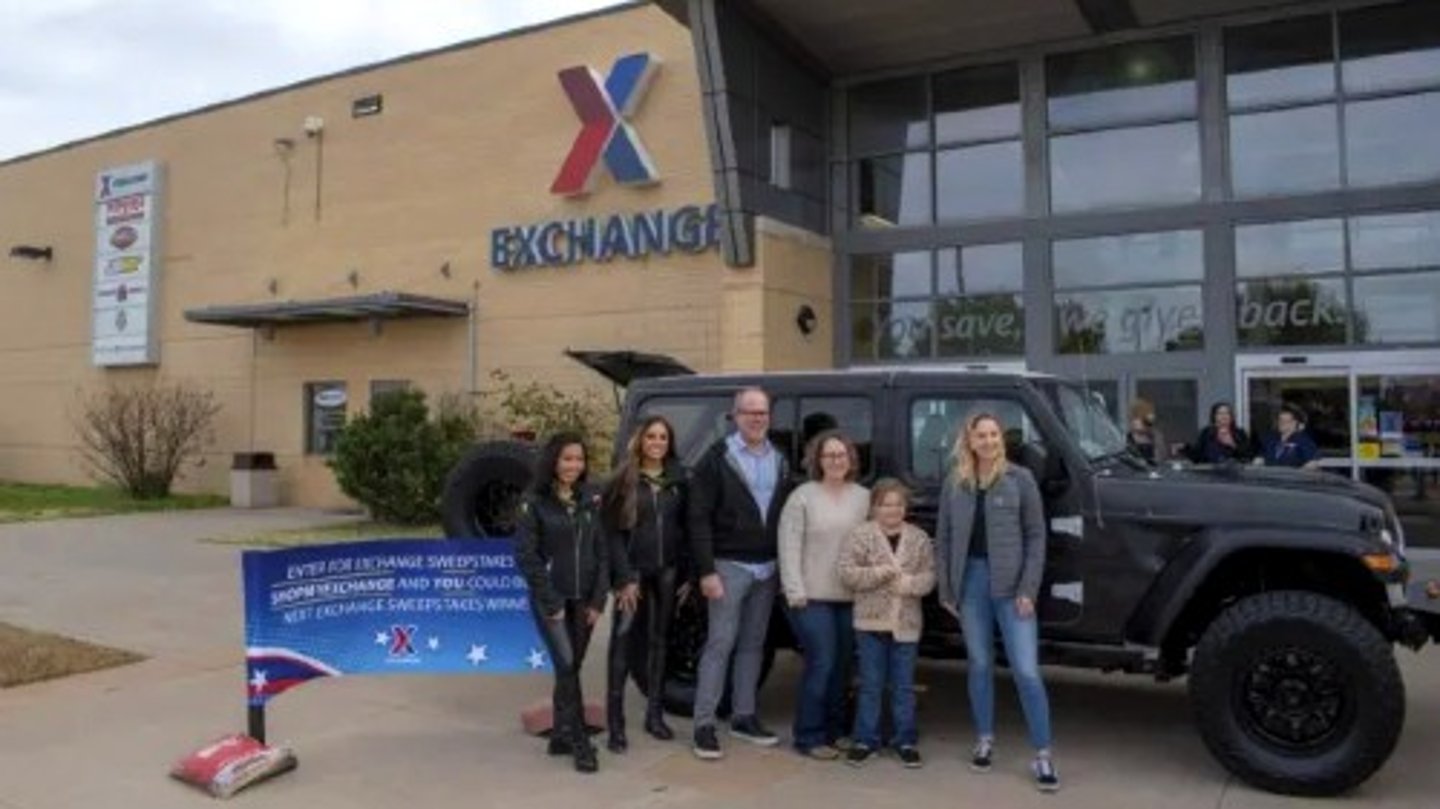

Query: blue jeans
958;558;1052;750
786;601;854;750
852;631;919;749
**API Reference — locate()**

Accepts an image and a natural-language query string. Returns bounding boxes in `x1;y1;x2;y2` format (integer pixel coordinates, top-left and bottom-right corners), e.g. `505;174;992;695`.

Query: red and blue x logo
551;52;660;197
388;625;416;657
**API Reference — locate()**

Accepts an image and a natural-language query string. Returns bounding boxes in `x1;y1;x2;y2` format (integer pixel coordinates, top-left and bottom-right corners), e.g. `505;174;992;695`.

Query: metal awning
184;291;469;328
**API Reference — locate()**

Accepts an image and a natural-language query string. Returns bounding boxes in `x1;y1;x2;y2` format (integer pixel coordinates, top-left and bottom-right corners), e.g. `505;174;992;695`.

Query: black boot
644;703;674;741
606;695;628;753
573;737;599;773
547;734;573;756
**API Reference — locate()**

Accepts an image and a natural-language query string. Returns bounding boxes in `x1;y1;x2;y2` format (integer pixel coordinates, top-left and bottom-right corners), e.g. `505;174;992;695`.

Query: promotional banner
93;161;162;367
243;539;550;707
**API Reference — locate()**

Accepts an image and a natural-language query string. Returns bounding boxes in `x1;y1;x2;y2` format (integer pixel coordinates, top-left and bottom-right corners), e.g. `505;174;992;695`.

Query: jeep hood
1098;461;1391;537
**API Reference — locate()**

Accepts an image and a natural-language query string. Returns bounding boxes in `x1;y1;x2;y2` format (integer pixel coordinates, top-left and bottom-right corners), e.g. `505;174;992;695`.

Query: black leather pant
534;599;594;747
607;567;677;729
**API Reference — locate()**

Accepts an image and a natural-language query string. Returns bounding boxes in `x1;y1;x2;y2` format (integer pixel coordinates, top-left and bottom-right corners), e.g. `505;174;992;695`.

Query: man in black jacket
687;387;793;760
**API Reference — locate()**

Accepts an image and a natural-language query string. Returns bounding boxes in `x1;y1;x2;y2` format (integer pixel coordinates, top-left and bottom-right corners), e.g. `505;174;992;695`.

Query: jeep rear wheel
1189;590;1404;796
441;441;536;539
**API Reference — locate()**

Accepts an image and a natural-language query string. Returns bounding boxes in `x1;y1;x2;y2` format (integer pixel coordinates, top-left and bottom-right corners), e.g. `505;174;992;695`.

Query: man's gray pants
693;559;778;729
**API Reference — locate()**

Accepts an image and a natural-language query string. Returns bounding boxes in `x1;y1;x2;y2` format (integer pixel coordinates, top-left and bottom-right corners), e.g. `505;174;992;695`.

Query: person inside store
600;414;687;753
1126;398;1169;463
1187;401;1254;464
1259;403;1321;470
515;432;610;774
778;429;870;761
936;412;1060;793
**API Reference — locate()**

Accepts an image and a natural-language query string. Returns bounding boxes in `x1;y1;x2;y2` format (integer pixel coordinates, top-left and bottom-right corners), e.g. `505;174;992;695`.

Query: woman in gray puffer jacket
935;412;1058;793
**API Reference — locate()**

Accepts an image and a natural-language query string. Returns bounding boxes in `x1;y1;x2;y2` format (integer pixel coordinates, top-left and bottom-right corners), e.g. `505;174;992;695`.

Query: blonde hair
950;412;1008;490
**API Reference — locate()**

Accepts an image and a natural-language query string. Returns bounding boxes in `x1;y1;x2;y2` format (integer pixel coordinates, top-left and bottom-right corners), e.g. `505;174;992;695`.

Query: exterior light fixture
9;245;53;261
795;304;818;336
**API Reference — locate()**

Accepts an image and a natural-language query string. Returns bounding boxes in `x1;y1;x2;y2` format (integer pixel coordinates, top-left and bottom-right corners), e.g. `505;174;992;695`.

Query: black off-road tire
441;441;537;539
628;588;777;718
1189;590;1404;797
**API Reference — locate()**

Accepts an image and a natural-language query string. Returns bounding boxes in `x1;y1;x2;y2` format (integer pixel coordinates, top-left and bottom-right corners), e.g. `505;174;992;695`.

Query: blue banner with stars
242;539;551;706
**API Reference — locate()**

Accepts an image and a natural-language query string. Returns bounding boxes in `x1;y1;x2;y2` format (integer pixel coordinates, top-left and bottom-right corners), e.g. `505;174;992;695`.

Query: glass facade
841;0;1440;365
833;0;1440;545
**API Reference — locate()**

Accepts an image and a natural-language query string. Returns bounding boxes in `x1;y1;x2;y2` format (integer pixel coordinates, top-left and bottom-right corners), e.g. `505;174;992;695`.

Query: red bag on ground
170;734;297;798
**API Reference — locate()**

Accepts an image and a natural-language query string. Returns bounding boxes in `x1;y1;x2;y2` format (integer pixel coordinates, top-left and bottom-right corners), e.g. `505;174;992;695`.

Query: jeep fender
1126;527;1384;649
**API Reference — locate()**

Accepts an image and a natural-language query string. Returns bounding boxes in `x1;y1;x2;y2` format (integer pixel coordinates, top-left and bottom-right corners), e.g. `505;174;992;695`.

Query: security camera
302;116;325;136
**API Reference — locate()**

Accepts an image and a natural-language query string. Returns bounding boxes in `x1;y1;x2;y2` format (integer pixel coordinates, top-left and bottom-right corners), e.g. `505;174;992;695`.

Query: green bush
329;389;476;524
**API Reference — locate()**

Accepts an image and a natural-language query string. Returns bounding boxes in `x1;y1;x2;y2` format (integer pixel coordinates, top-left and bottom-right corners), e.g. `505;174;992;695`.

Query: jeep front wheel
1189;590;1404;796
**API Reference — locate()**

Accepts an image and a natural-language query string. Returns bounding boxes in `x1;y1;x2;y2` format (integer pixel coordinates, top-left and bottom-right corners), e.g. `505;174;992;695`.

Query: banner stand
248;706;267;745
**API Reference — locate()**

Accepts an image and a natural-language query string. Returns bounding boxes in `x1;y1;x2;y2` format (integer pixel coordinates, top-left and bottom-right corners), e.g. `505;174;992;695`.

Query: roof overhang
184;291;469;329
657;0;1313;75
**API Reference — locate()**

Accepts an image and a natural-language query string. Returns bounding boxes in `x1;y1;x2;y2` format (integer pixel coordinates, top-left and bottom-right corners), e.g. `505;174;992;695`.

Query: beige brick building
0;3;832;507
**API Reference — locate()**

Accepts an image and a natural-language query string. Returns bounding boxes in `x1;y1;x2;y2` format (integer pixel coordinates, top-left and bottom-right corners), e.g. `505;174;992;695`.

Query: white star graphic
374;631;389;646
427;636;440;651
526;648;547;670
466;644;489;666
248;669;269;694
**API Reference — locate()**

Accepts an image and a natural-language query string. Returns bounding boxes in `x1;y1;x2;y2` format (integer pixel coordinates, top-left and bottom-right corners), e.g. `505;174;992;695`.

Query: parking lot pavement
0;513;1438;808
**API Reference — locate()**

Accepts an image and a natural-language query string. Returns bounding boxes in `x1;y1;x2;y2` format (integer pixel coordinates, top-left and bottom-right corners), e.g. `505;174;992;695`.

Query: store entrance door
1237;352;1440;548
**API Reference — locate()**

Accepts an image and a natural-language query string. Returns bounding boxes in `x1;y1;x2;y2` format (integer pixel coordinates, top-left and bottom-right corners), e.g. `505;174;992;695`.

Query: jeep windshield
1038;380;1132;462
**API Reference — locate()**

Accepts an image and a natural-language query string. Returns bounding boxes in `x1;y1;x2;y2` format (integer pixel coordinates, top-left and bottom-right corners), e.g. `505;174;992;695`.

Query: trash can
231;452;279;508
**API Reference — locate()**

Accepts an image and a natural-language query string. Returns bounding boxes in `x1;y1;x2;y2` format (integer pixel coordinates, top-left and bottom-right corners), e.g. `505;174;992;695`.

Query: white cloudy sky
0;0;625;161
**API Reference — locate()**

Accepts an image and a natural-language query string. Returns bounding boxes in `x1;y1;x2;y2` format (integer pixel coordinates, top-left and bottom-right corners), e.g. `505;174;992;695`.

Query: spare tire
441;441;537;539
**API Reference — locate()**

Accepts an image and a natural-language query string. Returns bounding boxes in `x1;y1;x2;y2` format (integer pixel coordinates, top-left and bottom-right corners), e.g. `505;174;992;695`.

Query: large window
908;396;1042;480
1046;37;1201;212
1053;230;1205;354
1235;211;1440;348
851;64;1023;228
1226;3;1440;196
935;63;1024;222
851;244;1024;361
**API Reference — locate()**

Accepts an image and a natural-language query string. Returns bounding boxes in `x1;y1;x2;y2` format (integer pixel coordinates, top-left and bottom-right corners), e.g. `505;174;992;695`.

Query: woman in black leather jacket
601;414;687;752
515;432;610;774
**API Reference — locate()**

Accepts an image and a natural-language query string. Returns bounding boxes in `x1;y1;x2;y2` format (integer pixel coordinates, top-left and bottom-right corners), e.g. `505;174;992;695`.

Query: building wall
0;4;766;506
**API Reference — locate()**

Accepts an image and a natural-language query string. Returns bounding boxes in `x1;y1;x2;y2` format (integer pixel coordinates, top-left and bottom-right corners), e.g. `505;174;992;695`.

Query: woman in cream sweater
778;429;870;759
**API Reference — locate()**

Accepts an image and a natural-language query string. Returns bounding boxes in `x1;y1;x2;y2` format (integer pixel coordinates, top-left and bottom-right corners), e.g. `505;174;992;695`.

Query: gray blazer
935;464;1047;605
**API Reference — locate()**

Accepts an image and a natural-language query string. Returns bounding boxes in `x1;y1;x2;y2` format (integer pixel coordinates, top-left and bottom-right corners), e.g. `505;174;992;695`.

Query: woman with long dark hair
1189;402;1254;464
601;414;687;752
936;412;1058;792
515;432;610;773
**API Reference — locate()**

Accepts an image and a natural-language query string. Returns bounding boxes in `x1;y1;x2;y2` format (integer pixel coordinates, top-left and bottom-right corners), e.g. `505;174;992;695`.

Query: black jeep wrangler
442;364;1440;797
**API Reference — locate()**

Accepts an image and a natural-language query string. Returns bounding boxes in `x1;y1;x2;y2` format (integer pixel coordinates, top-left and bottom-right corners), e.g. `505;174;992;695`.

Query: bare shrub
74;381;222;499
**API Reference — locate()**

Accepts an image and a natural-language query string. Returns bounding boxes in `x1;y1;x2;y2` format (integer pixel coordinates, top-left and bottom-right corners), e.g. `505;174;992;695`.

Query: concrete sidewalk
1;511;1438;808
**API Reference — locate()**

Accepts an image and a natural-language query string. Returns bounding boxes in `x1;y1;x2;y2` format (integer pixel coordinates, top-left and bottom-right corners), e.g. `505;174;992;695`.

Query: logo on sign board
105;255;145;276
550;52;660;196
110;226;138;250
313;388;348;408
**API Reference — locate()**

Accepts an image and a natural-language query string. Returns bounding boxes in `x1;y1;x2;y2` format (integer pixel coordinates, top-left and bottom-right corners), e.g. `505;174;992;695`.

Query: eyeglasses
820;451;850;460
736;409;770;417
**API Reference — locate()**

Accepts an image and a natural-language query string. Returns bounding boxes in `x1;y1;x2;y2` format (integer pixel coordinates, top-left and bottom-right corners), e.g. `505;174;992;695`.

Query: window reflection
857;153;932;228
1345;92;1440;187
852;252;932;300
876;299;934;360
1353;271;1440;345
1050;123;1200;212
934;62;1020;143
936;141;1023;221
1225;14;1335;109
939;243;1024;295
1349;211;1440;271
849;76;929;155
935;295;1025;357
1053;230;1203;288
1055;287;1204;354
1230;105;1340;197
1047;37;1197;130
1341;2;1440;95
1235;278;1350;346
1235;219;1345;278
